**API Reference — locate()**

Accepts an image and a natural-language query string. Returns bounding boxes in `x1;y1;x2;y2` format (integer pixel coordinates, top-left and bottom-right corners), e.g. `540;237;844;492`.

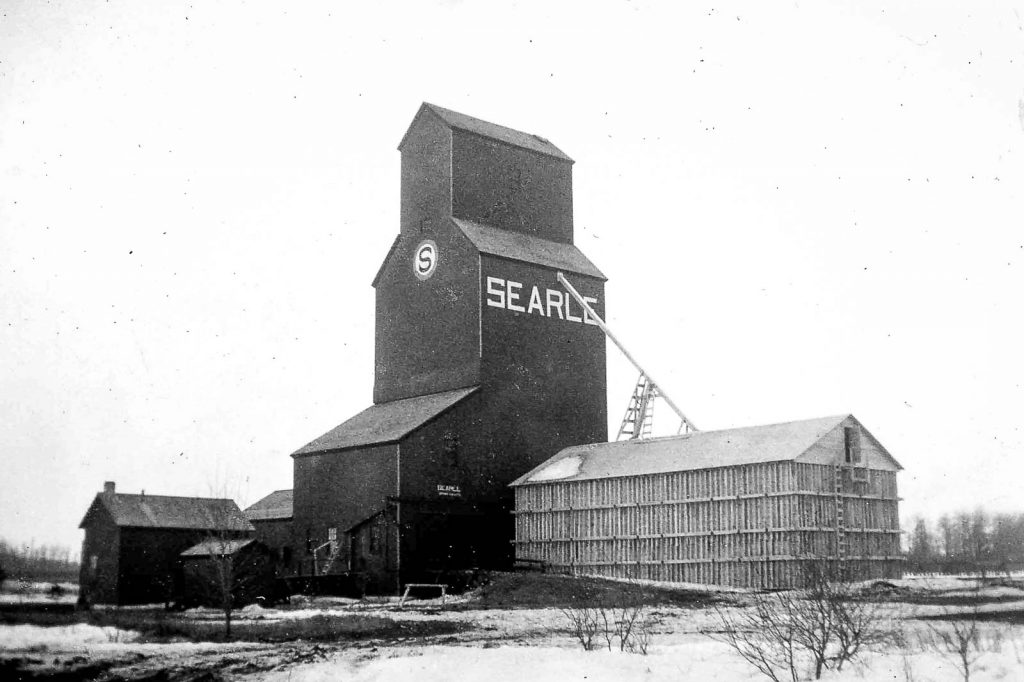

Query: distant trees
905;510;1024;574
0;538;79;583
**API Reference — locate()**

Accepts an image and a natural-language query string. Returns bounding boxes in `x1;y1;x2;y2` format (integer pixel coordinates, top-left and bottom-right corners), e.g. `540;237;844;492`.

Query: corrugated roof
244;489;293;522
512;415;860;486
453;218;606;280
180;538;256;558
291;386;479;457
400;103;573;162
81;494;253;531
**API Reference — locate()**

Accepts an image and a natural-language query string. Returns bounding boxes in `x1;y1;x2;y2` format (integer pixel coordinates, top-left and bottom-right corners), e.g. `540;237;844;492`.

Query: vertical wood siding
514;462;902;588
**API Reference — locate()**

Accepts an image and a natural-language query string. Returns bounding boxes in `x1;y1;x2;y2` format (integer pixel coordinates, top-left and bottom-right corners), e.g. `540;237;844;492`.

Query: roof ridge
107;493;237;502
573;414;851;447
399;102;573;162
452;218;606;280
291;385;480;457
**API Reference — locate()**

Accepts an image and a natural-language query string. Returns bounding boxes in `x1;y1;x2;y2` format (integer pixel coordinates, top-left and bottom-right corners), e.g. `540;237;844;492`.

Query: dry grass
469;571;719;609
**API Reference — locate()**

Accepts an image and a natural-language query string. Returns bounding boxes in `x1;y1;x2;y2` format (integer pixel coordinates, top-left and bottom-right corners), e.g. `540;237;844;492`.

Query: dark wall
400;109;452;237
452;131;573;244
349;510;397;593
373;222;481;404
251;518;294;574
117;527;250;606
478;256;608;474
291;444;397;574
79;507;120;605
181;543;277;608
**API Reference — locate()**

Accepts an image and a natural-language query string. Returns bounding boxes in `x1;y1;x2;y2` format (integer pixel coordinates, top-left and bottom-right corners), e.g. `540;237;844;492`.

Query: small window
90;555;98;573
844;426;862;465
282;547;292;566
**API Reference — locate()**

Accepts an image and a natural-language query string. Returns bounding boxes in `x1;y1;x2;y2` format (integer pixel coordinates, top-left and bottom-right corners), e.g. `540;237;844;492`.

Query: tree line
905;510;1024;574
0;537;80;584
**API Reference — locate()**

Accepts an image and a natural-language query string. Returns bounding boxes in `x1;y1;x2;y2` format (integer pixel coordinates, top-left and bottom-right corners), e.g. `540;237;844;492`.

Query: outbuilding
179;538;277;608
511;415;902;588
78;482;253;605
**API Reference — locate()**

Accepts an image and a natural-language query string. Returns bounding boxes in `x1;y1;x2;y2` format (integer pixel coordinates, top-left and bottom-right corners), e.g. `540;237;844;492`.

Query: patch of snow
528;456;582;482
0;623;139;650
258;640;761;682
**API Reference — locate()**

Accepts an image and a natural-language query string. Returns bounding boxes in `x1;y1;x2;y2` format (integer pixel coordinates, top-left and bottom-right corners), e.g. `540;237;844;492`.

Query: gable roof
291;386;479;457
399;103;574;163
371;234;403;288
180;538;257;558
244;489;293;522
80;493;253;531
511;414;901;486
453;218;606;280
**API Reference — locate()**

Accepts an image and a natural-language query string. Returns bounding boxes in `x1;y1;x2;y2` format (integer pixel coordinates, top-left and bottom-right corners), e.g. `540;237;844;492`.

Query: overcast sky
2;1;1022;554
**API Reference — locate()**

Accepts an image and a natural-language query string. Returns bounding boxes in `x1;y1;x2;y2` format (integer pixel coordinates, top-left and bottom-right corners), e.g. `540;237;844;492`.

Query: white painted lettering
583;296;599;325
484;273;600;326
564;293;582;323
486;276;506;308
527;286;545;316
546;289;564;319
506;280;526;312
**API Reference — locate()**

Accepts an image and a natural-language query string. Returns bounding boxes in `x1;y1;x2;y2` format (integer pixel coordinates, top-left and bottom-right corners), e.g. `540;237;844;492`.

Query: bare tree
180;479;262;639
710;597;801;682
561;582;654;655
708;562;892;681
917;580;1003;682
562;605;602;651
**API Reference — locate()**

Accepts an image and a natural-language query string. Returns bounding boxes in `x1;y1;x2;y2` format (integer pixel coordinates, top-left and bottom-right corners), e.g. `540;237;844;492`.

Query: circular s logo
413;240;438;281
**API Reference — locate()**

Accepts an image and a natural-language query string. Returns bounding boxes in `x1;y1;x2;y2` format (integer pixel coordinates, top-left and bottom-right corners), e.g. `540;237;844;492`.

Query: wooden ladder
833;464;848;574
617;373;657;440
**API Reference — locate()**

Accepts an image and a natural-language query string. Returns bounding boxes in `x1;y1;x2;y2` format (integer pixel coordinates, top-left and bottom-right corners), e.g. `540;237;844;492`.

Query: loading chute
557;272;698;440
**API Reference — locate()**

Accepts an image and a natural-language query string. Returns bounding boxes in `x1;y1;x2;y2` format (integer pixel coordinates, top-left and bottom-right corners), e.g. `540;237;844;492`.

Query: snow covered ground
0;623;138;649
2;576;1023;680
252;639;1024;682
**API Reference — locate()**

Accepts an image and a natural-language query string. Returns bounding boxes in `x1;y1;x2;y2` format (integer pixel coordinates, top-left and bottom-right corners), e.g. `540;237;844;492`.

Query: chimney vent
103;481;116;496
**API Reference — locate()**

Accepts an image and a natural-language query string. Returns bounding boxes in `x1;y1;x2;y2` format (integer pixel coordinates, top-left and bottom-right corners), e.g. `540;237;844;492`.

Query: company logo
485;276;599;326
413;240;438;280
437;484;462;498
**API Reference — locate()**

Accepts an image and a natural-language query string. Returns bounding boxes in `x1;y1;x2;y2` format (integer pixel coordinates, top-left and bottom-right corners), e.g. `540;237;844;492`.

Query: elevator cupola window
844;426;862;465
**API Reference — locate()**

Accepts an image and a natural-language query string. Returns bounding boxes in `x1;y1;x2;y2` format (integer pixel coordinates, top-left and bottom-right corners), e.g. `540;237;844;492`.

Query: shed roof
453;218;606;280
511;414;901;486
80;493;253;531
291;386;478;457
180;538;256;558
400;103;573;162
244;489;293;521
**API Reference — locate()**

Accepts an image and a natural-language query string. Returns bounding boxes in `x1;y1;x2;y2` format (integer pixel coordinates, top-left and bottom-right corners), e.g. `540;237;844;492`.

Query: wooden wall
513;461;902;588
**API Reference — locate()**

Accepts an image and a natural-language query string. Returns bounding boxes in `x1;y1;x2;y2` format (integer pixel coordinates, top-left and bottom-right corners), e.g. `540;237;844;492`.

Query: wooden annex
511;415;902;589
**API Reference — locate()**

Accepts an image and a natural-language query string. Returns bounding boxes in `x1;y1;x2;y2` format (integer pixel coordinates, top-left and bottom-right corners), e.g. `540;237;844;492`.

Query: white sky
2;1;1022;554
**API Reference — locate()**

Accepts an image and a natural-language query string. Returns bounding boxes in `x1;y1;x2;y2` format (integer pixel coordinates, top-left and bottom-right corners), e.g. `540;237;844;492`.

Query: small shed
180;538;277;608
78;482;254;605
511;415;902;589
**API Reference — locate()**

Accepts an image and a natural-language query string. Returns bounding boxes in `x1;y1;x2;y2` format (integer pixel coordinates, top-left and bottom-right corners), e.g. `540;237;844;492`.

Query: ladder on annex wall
617;373;658;440
833;465;848;574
